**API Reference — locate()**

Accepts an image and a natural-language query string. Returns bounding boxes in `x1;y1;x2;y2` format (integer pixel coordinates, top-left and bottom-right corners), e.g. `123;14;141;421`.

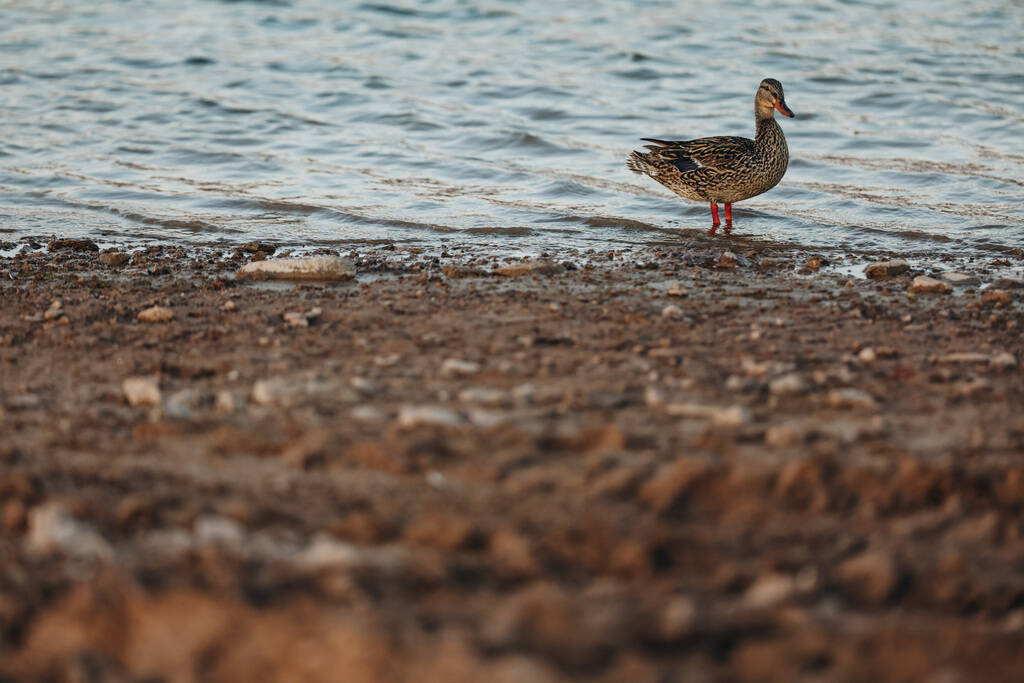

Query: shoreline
2;238;1023;680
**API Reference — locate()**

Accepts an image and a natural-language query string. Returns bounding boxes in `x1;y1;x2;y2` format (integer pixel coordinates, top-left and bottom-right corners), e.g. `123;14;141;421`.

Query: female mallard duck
627;78;795;235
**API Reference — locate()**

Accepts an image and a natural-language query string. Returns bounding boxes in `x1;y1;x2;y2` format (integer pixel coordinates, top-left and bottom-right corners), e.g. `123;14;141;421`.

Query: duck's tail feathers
626;150;653;176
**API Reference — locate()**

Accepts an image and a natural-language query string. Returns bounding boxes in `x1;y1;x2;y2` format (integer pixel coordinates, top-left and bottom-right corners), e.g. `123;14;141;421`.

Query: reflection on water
0;0;1021;258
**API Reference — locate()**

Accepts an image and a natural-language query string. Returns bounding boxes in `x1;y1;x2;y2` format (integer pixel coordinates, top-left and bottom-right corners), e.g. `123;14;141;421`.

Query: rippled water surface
1;0;1022;255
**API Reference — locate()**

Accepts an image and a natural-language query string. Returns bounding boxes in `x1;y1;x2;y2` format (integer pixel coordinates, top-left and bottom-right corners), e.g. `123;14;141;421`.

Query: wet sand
1;237;1023;681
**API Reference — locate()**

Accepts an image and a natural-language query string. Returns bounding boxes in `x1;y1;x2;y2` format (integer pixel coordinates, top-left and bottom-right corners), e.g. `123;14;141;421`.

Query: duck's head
756;78;795;119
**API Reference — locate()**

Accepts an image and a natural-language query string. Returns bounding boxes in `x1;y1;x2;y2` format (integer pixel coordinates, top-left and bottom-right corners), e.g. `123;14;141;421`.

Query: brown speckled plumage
627;78;796;233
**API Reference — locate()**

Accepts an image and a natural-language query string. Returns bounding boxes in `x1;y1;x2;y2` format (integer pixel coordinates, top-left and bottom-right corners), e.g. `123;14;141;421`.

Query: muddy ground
1;235;1023;682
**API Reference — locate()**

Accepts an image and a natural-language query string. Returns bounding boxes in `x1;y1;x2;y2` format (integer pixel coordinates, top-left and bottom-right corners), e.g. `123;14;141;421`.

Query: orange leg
724;203;733;235
707;202;720;235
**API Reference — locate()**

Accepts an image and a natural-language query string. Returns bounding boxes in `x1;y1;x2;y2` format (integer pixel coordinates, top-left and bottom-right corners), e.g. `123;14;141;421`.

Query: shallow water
1;0;1022;257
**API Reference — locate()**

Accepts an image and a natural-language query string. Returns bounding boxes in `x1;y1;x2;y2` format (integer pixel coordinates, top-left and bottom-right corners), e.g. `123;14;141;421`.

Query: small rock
864;259;910;279
442;265;487;278
489;529;539;580
661;304;683;320
397;405;464;428
48;238;98;252
717;251;740;268
743;573;797;608
765;424;801;447
651;596;697;643
991;277;1023;290
122;376;161;407
909;276;952;294
458;387;509;407
440;358;481;378
194;515;245;549
494;260;564;277
236;256;355;281
858;347;877;363
981;289;1012;306
769;372;806;396
220;300;236;312
252;378;287;406
239;241;277;254
665;402;750;427
940;272;978;285
283;311;310;328
214;390;237;413
826;388;877;410
137;305;174;323
835;550;899;606
991;352;1017;369
25;503;113;561
98;250;130;266
43;300;65;321
666;281;687;297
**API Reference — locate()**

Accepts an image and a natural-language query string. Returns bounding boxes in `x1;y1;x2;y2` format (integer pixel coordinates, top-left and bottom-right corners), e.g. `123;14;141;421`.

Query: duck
627;78;795;235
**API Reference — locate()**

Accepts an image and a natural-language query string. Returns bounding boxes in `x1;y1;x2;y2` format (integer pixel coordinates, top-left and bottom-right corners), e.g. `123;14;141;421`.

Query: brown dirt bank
1;236;1023;682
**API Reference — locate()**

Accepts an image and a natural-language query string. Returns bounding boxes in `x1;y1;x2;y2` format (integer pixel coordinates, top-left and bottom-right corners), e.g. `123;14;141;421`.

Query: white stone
991;352;1018;369
440;358;482;378
666;281;686;297
194;515;245;549
236;256;355;281
25;503;113;561
665;402;751;427
397;405;464;428
858;347;877;363
769;372;806;396
122;376;161;406
827;388;878;410
909;275;952;294
661;304;683;320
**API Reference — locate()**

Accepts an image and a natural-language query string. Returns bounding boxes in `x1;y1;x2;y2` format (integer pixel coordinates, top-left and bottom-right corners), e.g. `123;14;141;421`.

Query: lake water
1;0;1022;258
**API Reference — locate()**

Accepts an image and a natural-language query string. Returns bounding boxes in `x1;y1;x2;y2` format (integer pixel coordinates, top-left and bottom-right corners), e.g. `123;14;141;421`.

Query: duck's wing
641;136;756;173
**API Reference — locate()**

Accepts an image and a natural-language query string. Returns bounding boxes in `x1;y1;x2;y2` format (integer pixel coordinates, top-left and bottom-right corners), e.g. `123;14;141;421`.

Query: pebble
991;277;1023;290
717;251;740;268
940;272;979;285
137;305;174;323
835;550;899;606
440;358;482;378
24;502;114;561
743;573;797;608
826;388;877;411
651;596;697;643
864;259;910;279
661;304;684;320
494;260;564;277
235;256;355;281
666;281;686;296
43;300;64;321
48;238;98;252
858;347;877;363
397;405;464;428
98;250;130;266
664;402;751;427
909;276;952;294
981;289;1012;306
122;376;162;407
769;372;806;396
194;515;245;549
765;424;801;447
220;300;237;312
991;352;1018;369
457;387;508;407
214;390;237;413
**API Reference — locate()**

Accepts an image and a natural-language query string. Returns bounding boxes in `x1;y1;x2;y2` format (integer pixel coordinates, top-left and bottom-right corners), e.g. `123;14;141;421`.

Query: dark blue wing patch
670;156;699;173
